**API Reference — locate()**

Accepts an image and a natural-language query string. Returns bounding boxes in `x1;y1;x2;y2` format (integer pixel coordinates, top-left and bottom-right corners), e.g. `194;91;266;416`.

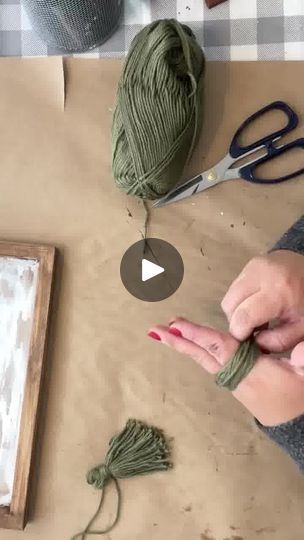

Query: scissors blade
153;171;223;208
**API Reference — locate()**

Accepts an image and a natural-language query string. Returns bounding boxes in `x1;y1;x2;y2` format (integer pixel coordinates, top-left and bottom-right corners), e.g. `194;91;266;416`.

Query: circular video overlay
120;238;184;302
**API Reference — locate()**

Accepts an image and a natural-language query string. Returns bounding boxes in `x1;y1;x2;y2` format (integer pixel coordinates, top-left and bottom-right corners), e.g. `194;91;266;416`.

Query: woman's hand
148;318;304;427
221;250;304;353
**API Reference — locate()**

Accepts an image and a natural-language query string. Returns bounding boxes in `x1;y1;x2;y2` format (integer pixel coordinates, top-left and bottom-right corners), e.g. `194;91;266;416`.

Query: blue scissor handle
239;138;304;184
229;101;298;160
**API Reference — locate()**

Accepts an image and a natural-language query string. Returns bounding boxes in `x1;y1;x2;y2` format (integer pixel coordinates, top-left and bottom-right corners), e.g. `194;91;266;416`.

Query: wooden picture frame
0;242;55;530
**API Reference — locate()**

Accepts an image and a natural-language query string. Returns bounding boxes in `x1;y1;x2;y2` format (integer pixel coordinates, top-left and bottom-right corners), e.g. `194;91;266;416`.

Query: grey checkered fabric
0;0;304;58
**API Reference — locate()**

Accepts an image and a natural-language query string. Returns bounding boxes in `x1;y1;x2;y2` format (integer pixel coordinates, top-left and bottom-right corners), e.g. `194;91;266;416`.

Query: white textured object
141;259;165;282
0;257;39;507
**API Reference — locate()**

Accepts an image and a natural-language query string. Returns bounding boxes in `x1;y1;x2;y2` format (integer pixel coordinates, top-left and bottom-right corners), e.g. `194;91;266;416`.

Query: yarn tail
71;480;121;540
143;200;151;240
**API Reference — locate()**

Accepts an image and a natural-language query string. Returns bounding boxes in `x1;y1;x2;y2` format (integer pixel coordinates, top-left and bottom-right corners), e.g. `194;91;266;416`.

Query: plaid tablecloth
1;0;304;59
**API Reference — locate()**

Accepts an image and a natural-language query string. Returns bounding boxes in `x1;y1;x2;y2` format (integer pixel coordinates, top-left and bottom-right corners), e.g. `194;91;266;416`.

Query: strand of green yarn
112;19;205;200
71;419;172;539
215;338;260;391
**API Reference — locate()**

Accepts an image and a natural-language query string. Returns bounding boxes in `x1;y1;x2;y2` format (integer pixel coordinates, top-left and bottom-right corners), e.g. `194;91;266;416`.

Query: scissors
153;101;304;208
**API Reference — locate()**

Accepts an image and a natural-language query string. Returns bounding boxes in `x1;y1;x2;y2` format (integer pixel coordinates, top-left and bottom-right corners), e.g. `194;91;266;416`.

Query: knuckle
272;271;293;300
206;334;227;355
247;255;265;271
264;254;288;279
221;296;229;313
274;331;289;351
206;334;237;364
253;254;293;297
234;308;251;327
207;342;220;355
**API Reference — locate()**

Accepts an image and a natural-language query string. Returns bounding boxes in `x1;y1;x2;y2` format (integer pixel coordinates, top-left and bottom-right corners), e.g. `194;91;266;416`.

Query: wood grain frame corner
0;241;56;530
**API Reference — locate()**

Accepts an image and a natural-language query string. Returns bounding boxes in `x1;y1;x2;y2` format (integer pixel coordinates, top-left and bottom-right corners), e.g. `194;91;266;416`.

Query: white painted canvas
0;257;39;507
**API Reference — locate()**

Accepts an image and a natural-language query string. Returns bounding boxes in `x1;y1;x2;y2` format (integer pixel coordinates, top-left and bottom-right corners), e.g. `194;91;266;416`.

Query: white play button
120;239;184;302
142;258;165;282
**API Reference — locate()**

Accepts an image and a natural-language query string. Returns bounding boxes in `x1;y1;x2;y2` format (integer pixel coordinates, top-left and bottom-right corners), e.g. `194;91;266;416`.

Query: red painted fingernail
169;327;183;338
148;331;161;341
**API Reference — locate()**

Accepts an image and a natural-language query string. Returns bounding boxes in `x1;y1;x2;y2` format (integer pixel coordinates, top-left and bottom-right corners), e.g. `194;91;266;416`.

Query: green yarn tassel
71;419;172;539
215;338;260;391
112;19;205;200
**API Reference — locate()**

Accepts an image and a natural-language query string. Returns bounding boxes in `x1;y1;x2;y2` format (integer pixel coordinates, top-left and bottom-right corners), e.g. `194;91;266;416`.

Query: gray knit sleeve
272;215;304;255
256;416;304;472
257;216;304;472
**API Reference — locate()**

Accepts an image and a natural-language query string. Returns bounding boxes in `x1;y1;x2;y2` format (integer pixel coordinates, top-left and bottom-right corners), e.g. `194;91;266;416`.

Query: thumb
229;292;277;341
256;318;304;353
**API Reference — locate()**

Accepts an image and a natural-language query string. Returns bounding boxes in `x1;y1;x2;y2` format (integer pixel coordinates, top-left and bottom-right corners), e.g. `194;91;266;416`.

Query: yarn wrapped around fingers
112;19;205;200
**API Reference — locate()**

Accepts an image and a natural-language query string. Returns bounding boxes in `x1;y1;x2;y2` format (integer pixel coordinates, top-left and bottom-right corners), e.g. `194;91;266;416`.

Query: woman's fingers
228;292;278;341
148;320;240;374
168;318;238;366
256;317;304;353
148;325;219;373
221;272;259;321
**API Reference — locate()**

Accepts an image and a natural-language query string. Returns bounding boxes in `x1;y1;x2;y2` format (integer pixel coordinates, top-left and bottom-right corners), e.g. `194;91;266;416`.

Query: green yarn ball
112;19;205;200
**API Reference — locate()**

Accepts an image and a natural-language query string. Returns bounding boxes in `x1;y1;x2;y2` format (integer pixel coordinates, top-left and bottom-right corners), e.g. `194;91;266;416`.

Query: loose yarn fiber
112;19;205;200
